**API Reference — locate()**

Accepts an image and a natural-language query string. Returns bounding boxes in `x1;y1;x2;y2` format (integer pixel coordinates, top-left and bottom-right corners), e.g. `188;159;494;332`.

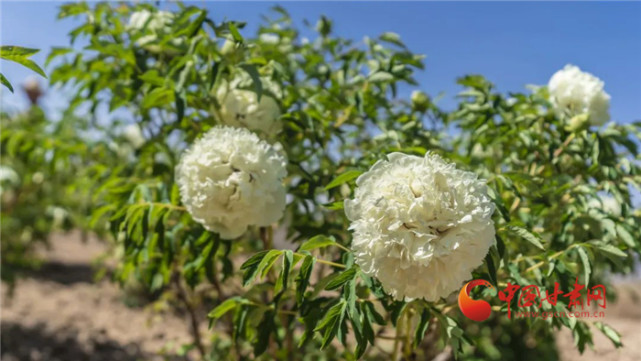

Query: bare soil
1;232;640;360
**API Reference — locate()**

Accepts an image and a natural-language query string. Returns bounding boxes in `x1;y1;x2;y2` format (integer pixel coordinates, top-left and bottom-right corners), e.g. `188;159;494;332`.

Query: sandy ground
1;232;196;361
1;232;640;360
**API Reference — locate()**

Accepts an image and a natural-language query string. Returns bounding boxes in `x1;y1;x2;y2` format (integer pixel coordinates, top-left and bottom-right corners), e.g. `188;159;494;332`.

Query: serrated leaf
508;225;545;250
325;170;362;190
577;247;591;286
363;301;385;325
616;224;635;247
594;322;623;348
594;243;627;259
240;250;269;286
275;250;293;294
315;300;346;349
325;267;358;291
258;249;282;279
296;255;315;304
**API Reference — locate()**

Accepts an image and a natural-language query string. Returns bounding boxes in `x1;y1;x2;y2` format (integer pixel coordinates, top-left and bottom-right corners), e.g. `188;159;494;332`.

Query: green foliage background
2;2;640;360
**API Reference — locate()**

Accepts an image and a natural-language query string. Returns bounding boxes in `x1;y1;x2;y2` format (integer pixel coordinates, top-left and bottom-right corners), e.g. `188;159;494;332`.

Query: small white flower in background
220;38;237;55
127;10;152;31
128;10;173;32
216;77;283;137
0;165;20;195
259;33;280;45
46;206;68;228
32;172;44;185
123;124;145;149
0;165;20;185
176;126;288;239
344;152;495;301
589;195;621;217
128;10;181;47
548;64;611;126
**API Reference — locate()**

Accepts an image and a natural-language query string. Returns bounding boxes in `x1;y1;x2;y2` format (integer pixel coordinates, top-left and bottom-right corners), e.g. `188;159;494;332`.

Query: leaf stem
334;242;351;253
145;202;186;211
294;253;346;269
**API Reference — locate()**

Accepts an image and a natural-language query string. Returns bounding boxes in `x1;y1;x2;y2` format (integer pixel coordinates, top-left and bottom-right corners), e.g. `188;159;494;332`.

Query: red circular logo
458;279;494;321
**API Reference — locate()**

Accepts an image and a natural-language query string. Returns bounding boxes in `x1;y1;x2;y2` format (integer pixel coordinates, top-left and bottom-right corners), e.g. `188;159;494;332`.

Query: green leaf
275;250;293;294
1;73;13;92
314;300;347;349
142;87;174;109
296;255;315;304
300;235;337;252
616;224;635;247
324;170;362;190
208;297;245;320
228;22;243;42
258;249;283;279
138;70;166;87
414;308;431;347
379;32;406;48
239;64;263;102
577;246;591;286
325;267;358;291
594;243;627;259
240;250;269;286
0;45;38;57
507;225;545;250
368;71;394;83
45;47;72;67
254;310;275;356
363;301;385;325
594;322;623;348
0;46;47;78
323;201;344;210
485;245;499;286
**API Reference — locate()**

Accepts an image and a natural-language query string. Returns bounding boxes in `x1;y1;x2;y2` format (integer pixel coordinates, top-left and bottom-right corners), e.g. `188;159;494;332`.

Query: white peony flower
216;78;282;137
344;152;495;301
548;64;611;126
176;126;288;239
123;124;145;149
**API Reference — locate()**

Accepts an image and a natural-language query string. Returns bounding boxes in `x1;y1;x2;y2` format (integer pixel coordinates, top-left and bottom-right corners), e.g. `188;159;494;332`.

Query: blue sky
1;1;640;123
